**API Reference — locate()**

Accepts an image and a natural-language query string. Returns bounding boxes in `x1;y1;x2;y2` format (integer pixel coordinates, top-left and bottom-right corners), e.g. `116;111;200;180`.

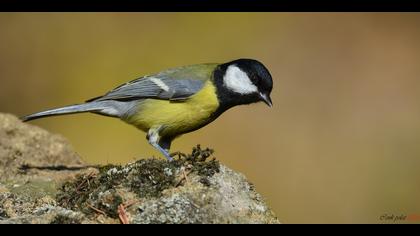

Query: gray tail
21;102;108;122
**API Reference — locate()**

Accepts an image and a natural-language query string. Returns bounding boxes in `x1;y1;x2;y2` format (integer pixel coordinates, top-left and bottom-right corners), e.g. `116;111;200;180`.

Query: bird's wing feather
87;63;218;102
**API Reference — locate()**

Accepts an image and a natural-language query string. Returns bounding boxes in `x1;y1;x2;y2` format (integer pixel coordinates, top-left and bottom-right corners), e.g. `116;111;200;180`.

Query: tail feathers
21;103;105;122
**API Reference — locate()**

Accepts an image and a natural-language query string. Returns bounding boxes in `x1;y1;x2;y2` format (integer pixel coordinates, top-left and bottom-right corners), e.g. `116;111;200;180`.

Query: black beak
259;93;273;107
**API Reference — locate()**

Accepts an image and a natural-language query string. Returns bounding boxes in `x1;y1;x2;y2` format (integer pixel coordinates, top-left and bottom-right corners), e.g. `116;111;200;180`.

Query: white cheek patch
223;65;258;94
150;77;170;92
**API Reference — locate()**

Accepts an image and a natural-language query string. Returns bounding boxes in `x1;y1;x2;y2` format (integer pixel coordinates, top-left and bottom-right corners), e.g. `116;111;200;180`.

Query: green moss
129;145;219;196
51;215;82;224
56;173;97;215
56;165;126;218
0;208;8;219
129;158;179;198
182;145;220;187
55;145;220;219
9;179;57;199
96;189;123;218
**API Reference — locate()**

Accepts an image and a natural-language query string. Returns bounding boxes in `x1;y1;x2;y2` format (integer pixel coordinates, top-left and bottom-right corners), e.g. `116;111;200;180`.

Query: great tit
22;58;273;161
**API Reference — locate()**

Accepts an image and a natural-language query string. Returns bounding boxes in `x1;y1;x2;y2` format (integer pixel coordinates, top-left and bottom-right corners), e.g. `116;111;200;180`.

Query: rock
131;165;278;224
0;113;85;182
0;113;94;224
0;113;279;224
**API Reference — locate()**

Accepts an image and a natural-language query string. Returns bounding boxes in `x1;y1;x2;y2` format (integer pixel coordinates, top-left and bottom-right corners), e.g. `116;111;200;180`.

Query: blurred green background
1;13;420;223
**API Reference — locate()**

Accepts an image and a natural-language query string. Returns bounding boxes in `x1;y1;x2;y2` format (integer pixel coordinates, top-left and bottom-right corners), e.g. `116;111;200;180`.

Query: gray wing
87;63;218;102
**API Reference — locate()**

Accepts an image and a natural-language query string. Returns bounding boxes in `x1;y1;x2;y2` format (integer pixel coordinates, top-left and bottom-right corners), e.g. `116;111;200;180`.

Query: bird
22;58;273;161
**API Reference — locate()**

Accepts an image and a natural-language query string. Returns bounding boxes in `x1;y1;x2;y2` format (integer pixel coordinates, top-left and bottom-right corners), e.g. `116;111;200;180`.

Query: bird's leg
158;137;172;154
159;137;185;159
146;127;173;161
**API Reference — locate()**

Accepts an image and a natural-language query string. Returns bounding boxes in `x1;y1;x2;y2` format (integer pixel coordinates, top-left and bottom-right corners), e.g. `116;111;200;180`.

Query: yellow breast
125;81;219;138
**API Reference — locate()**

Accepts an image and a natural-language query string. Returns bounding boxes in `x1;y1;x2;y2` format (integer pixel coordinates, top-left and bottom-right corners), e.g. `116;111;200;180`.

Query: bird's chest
127;81;220;136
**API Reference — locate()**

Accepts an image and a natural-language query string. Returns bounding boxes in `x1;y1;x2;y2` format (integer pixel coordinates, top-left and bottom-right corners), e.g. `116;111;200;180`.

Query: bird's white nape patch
150;77;170;92
223;65;258;94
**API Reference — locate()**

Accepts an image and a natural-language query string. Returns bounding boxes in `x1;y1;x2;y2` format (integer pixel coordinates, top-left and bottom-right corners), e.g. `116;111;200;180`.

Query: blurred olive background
1;13;420;223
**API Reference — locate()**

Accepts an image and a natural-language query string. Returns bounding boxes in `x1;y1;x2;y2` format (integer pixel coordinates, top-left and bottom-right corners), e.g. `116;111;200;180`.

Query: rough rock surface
0;113;279;224
0;113;85;182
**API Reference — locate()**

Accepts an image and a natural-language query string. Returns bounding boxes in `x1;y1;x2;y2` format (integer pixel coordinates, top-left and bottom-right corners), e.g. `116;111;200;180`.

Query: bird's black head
213;58;273;112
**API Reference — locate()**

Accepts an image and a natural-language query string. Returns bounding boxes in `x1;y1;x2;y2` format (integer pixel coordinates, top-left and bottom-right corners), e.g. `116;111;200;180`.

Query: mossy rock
56;145;221;220
0;113;279;224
